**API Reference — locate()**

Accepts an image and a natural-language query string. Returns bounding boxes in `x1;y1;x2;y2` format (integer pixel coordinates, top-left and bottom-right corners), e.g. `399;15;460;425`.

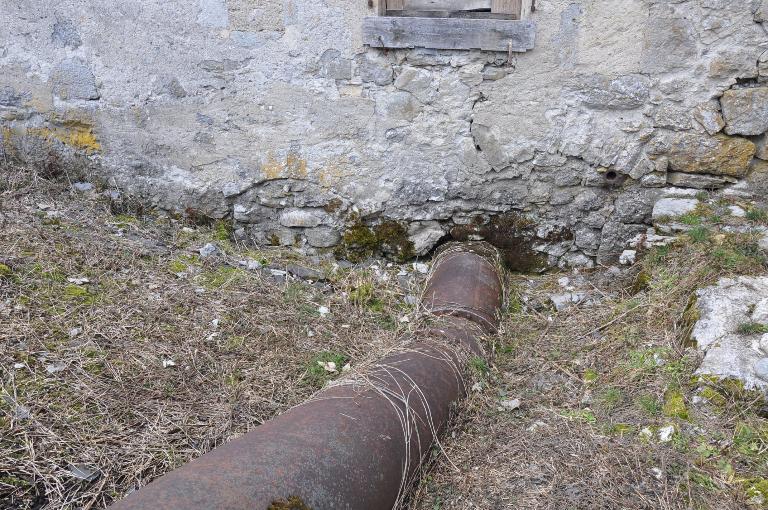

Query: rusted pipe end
422;242;504;334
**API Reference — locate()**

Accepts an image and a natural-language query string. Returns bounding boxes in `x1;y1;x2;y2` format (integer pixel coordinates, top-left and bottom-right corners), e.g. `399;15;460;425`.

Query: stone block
51;19;81;49
49;58;99;100
659;133;755;177
721;87;768;136
568;74;650;110
407;221;445;256
358;53;393;86
394;67;435;103
652;197;699;222
305;227;340;248
279;209;325;228
315;49;352;80
666;172;730;189
693;103;725;135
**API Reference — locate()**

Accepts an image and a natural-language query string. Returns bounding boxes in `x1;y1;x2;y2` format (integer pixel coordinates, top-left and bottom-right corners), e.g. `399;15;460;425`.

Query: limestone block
721;87;768;136
51;19;81;49
659;133;755;177
693;277;768;388
279;209;326;228
407;221;445;256
693;103;725;135
49;58;99;100
651;197;698;221
358;53;393;86
666;172;731;189
394;67;435;103
314;50;352;80
305;227;341;248
568;74;650;110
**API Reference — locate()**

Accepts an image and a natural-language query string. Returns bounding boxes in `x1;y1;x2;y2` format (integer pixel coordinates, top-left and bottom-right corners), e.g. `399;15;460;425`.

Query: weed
679;213;703;226
687;226;710;243
689;472;717;491
583;368;598;383
197;266;243;289
638;394;662;416
745;207;768;223
304;352;349;389
606;423;634;436
599;387;623;411
733;422;768;457
469;356;489;377
213;220;233;242
736;322;768;335
561;408;597;424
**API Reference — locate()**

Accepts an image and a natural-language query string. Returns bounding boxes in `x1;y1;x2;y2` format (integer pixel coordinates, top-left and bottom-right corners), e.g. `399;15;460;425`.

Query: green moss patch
335;220;414;263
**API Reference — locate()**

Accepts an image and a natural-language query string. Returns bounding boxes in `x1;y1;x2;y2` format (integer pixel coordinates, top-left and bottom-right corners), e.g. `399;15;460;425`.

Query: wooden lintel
362;16;535;52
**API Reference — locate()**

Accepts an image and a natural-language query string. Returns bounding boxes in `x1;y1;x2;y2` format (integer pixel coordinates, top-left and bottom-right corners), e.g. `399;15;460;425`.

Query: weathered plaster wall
2;0;768;267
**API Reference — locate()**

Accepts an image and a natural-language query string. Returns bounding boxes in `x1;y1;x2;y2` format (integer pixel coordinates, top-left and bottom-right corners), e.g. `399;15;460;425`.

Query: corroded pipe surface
110;244;503;510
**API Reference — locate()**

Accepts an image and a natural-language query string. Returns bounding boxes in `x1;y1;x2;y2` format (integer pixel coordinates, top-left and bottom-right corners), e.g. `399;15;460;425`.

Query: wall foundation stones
2;0;768;267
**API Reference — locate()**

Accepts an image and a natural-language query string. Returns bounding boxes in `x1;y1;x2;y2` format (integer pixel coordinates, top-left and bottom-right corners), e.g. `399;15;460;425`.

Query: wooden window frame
364;0;535;52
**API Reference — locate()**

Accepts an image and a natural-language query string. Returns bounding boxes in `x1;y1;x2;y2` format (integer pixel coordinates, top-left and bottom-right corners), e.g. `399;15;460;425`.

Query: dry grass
0;165;420;509
412;223;768;508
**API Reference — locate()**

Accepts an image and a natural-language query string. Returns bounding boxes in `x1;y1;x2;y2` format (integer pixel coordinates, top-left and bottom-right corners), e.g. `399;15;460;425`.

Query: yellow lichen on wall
317;156;352;187
26;117;100;154
262;151;307;180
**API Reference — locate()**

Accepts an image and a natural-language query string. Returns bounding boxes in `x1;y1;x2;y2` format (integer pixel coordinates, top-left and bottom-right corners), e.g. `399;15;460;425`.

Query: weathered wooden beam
521;0;533;17
491;0;521;16
404;0;491;10
387;0;404;10
388;10;517;19
362;17;535;52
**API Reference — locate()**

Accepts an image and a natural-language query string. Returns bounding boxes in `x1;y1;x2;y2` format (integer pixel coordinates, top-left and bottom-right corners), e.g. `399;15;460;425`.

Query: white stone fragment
658;425;675;442
499;398;521;411
652;198;699;222
413;262;429;274
728;205;747;217
619;249;637;265
692;276;768;389
198;243;220;258
318;360;337;372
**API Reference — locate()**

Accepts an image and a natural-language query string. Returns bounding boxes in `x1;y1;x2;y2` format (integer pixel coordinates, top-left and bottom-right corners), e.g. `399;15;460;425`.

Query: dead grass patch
0;165;418;509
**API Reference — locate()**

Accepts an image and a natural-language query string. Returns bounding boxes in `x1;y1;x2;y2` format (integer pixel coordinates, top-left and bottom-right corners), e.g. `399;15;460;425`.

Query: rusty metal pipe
110;243;503;510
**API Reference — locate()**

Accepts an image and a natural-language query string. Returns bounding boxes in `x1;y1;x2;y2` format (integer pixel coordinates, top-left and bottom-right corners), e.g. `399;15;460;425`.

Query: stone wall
2;0;767;268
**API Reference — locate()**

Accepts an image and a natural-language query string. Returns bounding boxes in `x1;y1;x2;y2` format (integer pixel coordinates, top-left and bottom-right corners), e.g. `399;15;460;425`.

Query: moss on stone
372;220;415;261
268;496;312;510
699;386;727;407
335;220;415;263
0;263;12;277
663;389;689;420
